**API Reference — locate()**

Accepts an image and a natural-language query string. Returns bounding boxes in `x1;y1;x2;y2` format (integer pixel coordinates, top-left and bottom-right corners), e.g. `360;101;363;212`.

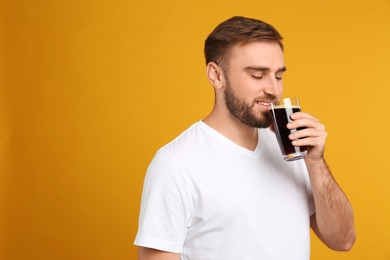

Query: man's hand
287;111;327;162
287;111;356;251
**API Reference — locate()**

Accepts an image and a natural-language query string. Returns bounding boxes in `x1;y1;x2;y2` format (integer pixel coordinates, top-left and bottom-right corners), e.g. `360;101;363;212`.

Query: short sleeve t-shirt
135;121;315;260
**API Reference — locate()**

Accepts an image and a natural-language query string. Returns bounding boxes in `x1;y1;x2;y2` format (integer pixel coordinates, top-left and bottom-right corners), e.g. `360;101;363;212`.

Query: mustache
254;94;278;103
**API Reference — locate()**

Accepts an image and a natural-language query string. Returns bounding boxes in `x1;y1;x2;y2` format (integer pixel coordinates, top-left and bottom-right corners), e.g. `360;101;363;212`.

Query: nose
264;76;283;100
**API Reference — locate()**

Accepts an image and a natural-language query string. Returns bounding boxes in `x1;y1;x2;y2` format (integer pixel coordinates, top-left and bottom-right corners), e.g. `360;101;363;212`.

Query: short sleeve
134;149;192;253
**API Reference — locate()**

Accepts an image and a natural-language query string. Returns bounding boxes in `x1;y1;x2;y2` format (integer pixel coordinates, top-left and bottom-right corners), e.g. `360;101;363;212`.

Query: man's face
222;41;285;128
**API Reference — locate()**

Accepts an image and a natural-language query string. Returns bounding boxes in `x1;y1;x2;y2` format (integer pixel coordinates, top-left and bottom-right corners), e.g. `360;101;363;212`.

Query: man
134;16;356;260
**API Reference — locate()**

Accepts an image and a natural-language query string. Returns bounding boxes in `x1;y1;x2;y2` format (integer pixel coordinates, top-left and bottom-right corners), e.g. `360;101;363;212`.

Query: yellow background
1;0;390;259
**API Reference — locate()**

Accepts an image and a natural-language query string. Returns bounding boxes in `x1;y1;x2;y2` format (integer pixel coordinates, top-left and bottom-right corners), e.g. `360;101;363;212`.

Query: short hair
204;16;283;70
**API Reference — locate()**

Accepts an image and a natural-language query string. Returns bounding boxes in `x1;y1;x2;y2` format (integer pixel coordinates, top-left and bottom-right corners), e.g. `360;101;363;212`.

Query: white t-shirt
135;121;315;260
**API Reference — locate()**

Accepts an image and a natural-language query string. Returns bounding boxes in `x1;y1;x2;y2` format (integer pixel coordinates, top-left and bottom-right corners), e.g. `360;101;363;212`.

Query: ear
206;62;224;90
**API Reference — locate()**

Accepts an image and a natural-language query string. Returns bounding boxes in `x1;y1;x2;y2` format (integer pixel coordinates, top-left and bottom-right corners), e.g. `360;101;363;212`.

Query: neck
203;107;259;151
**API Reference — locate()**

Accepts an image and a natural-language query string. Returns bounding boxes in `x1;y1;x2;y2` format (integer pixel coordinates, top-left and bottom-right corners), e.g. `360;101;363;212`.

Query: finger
289;127;327;140
289;129;328;150
290;112;319;123
287;118;325;131
291;135;325;151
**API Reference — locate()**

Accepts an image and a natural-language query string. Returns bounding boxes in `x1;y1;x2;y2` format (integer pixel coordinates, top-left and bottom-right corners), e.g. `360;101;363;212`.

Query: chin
246;119;271;129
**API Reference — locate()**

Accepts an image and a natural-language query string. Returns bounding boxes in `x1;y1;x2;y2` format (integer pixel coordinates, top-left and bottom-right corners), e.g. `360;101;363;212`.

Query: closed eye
251;75;264;79
275;67;286;80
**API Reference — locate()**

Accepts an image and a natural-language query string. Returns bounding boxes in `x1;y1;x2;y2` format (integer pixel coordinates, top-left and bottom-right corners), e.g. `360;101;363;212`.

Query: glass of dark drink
270;97;307;162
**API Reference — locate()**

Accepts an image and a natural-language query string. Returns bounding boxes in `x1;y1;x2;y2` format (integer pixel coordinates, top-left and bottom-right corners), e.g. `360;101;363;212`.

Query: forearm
306;158;356;251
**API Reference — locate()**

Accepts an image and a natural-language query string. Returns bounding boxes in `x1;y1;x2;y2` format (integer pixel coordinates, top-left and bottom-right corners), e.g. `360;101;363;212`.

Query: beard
224;79;274;129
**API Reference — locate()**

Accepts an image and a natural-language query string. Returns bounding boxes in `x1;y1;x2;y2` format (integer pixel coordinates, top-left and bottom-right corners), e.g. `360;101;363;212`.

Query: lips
255;101;272;107
259;101;271;106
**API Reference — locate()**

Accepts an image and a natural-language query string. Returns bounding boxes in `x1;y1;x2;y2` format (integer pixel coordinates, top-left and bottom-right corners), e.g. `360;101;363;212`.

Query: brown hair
204;16;283;70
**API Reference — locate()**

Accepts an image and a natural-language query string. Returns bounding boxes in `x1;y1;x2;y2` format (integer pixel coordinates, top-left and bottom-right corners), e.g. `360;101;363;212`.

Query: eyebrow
244;66;287;73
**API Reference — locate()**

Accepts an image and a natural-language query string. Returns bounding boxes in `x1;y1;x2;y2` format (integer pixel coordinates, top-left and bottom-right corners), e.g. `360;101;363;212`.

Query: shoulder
147;121;205;170
159;121;209;156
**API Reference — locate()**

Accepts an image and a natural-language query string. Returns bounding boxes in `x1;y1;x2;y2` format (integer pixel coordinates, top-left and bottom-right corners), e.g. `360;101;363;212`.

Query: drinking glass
270;97;307;161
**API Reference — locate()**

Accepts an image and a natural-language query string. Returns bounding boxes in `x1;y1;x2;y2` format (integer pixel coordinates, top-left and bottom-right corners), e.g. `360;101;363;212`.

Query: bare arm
306;158;356;251
138;247;181;260
288;112;356;251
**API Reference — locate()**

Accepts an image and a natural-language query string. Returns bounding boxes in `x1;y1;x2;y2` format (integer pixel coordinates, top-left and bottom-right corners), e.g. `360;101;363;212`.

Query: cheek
229;76;258;95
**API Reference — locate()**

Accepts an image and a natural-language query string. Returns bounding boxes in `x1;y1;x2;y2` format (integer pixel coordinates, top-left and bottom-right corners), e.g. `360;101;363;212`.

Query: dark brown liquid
271;107;307;156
